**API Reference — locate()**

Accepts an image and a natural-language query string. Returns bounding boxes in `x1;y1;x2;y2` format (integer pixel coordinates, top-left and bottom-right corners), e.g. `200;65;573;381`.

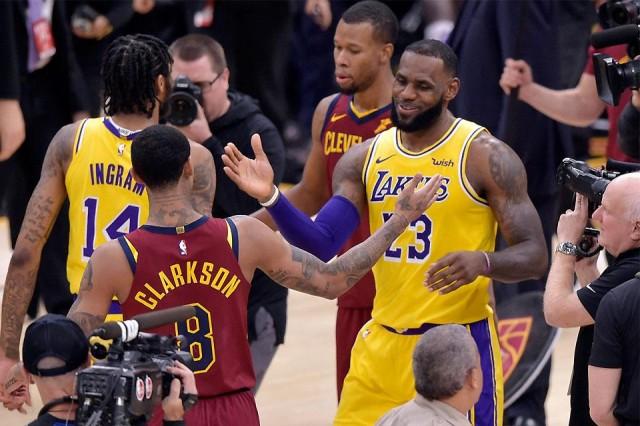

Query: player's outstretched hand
425;251;488;294
1;361;32;414
394;174;442;225
222;134;275;203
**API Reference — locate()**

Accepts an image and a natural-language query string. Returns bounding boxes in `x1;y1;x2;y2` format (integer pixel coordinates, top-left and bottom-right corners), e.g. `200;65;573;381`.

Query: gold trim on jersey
123;236;139;262
394;118;462;157
349;100;382;119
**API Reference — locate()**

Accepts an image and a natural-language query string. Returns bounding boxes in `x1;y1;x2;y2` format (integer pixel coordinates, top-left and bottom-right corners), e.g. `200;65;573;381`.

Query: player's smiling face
391;52;458;132
333;20;385;94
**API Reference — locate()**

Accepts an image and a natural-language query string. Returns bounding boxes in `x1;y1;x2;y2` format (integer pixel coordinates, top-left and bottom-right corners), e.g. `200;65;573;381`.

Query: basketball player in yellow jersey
223;40;548;426
0;34;215;411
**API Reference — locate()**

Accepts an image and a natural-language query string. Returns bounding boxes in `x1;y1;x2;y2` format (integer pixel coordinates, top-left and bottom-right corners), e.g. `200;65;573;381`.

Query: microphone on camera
91;305;196;342
591;24;640;49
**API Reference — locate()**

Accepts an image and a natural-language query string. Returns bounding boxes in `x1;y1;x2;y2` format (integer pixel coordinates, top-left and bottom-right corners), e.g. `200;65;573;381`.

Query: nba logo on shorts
179;240;187;256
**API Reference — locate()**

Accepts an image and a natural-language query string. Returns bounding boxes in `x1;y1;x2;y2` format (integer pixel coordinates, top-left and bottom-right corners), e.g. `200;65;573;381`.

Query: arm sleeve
267;194;360;262
617;102;640;160
589;291;623;368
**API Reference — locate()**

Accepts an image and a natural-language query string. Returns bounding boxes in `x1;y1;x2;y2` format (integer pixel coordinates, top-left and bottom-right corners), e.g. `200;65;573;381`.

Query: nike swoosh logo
330;113;347;123
375;154;395;164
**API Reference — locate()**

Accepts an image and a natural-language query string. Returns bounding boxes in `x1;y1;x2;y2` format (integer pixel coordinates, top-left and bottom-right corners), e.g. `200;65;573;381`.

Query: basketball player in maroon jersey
66;125;442;425
255;0;397;398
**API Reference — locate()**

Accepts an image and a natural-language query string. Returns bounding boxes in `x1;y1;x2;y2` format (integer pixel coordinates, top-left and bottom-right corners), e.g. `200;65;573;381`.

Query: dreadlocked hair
101;34;173;117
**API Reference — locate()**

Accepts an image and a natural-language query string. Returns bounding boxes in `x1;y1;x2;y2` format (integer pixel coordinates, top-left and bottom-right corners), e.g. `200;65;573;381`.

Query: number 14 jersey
65;118;149;293
363;119;498;328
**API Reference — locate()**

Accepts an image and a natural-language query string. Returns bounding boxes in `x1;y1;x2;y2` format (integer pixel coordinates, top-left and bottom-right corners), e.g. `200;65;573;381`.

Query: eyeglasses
193;73;223;92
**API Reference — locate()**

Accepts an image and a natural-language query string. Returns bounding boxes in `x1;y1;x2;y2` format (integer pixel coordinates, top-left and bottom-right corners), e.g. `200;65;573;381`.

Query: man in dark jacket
169;34;286;391
0;0;89;319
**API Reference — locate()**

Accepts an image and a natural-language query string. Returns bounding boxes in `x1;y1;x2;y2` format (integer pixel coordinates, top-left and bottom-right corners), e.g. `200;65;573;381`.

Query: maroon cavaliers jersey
321;94;392;308
118;216;255;398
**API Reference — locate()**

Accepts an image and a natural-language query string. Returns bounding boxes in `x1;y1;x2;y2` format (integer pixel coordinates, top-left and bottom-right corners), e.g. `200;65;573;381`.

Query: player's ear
380;43;394;64
155;74;169;102
444;77;460;102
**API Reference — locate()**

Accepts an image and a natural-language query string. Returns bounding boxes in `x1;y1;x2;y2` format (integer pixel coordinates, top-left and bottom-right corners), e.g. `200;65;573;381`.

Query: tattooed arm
425;132;547;293
67;240;132;336
469;133;547;281
0;124;76;362
188;142;215;216
234;174;442;299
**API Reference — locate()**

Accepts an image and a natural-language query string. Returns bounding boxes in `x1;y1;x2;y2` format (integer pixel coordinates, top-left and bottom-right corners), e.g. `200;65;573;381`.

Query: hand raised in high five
394;174;443;226
222;134;275;203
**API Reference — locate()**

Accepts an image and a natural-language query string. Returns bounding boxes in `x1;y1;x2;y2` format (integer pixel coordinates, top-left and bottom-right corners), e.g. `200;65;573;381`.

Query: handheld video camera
557;158;640;257
591;0;640;105
76;306;195;426
164;76;203;127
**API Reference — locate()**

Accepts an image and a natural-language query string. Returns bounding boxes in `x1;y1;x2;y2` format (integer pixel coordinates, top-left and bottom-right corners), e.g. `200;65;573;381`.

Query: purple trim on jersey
469;319;498;426
102;117;143;140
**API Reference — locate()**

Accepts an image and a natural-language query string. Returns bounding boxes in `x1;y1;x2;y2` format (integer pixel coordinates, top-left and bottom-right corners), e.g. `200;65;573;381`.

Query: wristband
482;252;492;275
260;186;280;208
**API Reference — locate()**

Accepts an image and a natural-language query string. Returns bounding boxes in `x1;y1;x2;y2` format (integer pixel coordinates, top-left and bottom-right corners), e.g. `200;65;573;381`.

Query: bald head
413;324;479;400
606;172;640;223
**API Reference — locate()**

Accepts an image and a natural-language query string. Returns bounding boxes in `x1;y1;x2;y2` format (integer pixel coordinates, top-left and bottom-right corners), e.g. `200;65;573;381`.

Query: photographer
12;314;196;425
616;89;640;160
543;173;640;425
168;34;287;392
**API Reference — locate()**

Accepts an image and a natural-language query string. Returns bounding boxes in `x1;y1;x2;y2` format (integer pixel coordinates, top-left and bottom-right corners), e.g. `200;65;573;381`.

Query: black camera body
557;158;640;257
591;0;640;105
76;332;192;426
164;76;203;126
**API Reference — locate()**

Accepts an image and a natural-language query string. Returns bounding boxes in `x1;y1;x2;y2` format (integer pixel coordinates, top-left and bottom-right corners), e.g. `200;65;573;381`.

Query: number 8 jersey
363;119;498;328
119;217;255;397
65;118;149;294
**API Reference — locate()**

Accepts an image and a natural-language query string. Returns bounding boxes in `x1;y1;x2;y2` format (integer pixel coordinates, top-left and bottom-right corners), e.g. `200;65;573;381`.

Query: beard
391;96;445;133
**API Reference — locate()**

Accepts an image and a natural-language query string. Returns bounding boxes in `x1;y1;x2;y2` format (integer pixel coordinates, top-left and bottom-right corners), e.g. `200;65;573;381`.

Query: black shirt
590;277;640;425
569;248;640;426
203;91;287;344
28;413;75;426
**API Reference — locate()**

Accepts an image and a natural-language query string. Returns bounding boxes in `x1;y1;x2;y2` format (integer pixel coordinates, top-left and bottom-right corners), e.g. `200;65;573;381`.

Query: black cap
22;314;89;377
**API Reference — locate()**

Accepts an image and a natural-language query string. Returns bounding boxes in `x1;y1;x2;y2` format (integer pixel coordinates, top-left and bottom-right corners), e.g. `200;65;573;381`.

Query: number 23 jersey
363;119;498;327
65;118;149;294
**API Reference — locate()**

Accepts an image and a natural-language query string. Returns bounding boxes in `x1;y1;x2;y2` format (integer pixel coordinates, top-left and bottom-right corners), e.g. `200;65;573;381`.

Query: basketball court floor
0;217;578;425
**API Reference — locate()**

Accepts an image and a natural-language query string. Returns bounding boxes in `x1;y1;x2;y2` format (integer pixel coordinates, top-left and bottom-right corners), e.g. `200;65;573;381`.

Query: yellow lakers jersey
65;118;149;293
363;119;497;327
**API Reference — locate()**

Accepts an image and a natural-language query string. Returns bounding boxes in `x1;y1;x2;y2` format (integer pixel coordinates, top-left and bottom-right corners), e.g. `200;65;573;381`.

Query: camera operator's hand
557;194;588;244
173;103;212;144
499;58;533;96
162;361;197;421
1;362;32;413
72;15;112;40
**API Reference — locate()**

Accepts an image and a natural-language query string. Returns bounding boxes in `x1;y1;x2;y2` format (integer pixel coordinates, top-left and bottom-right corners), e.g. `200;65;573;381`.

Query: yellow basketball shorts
335;318;503;426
